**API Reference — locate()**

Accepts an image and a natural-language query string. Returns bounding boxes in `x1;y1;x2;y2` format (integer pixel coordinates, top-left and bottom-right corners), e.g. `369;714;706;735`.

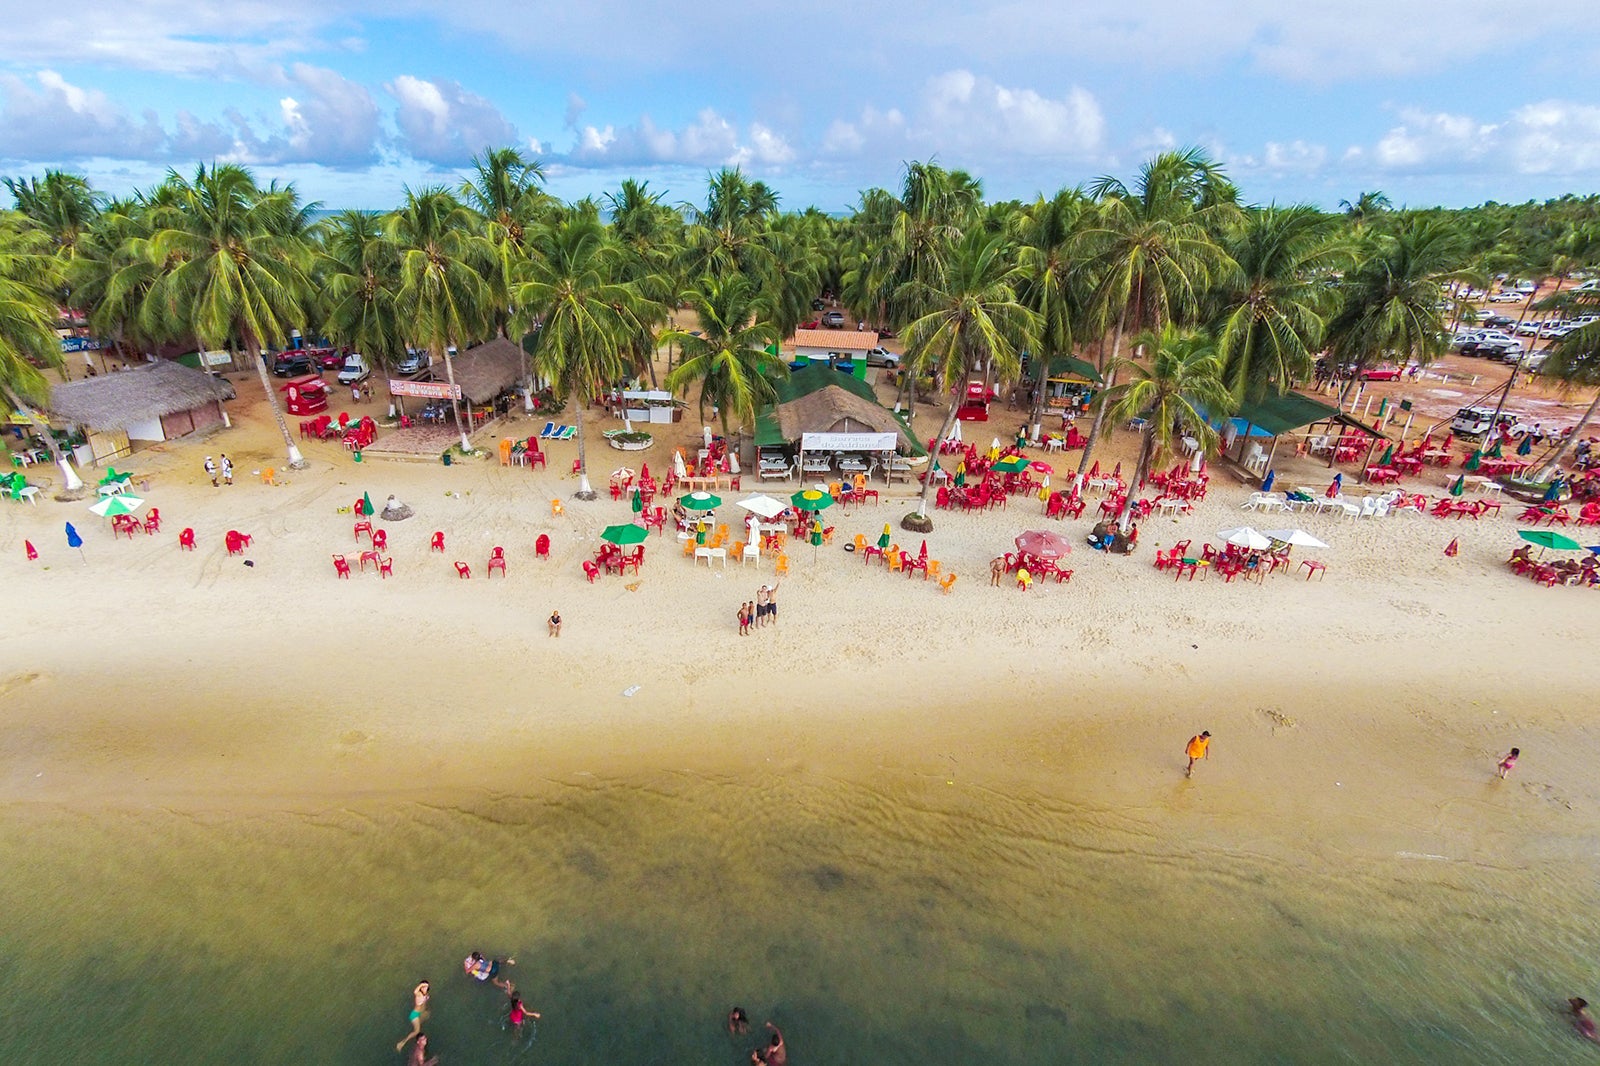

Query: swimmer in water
751;1021;787;1066
1572;998;1600;1043
508;994;541;1034
396;981;430;1051
464;951;516;991
727;1006;749;1034
408;1032;439;1066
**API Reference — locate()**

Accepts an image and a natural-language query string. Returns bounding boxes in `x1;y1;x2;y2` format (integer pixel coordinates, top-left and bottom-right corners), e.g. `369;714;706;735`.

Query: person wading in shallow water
407;1032;439;1066
751;1021;787;1065
1185;731;1211;778
396;980;429;1051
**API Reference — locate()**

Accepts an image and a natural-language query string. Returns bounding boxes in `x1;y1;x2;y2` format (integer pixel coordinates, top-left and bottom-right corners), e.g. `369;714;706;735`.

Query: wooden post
1261;434;1281;488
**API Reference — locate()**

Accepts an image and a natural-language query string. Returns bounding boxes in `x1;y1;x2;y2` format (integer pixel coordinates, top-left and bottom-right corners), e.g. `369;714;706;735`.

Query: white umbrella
1261;529;1329;548
89;494;146;518
1217;526;1272;550
952;419;963;441
727;451;741;474
703;425;713;449
735;494;785;519
610;467;636;481
673;450;687;478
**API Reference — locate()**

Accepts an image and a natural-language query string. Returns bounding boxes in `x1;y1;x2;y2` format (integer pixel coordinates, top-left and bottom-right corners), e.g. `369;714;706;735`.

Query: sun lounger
557;425;576;440
538;422;556;439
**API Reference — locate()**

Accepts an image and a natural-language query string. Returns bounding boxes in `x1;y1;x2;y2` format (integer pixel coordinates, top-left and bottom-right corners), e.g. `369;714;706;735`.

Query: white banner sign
389;379;461;399
801;431;897;453
203;350;233;367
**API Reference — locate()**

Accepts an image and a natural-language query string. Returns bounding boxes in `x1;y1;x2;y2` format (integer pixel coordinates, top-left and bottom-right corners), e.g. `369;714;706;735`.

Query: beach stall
47;359;237;465
445;338;524;430
1037;355;1103;418
280;374;330;416
753;364;921;482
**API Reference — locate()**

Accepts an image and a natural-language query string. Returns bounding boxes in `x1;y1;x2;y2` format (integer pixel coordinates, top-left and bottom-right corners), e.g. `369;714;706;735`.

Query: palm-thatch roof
48;360;236;431
775;385;918;450
450;338;523;404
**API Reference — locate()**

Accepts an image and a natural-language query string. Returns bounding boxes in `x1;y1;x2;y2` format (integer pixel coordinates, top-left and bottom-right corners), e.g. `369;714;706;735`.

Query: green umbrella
878;522;891;550
1378;443;1394;465
790;488;834;512
362;492;375;517
631;487;643;514
1517;434;1533;457
679;491;722;510
992;455;1030;473
1487;440;1504;458
1449;475;1465;497
602;523;649;545
1465;450;1482;472
1519;529;1581;551
88;493;145;518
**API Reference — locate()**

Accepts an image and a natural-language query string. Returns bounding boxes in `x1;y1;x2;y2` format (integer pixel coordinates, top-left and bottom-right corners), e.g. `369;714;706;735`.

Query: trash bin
442;452;453;466
353;450;363;463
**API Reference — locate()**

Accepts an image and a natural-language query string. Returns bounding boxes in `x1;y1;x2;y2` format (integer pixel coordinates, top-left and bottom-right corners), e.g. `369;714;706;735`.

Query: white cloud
0;70;167;159
386;75;517;166
823;70;1103;164
275;64;380;165
553;108;793;170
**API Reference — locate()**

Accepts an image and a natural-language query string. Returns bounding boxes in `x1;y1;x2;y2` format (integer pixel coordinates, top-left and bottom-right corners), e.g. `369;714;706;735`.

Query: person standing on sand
764;582;780;626
1497;747;1519;778
1185;731;1211;778
548;611;561;637
755;585;771;628
220;454;233;486
407;1033;439;1066
737;602;750;635
204;456;217;487
991;556;1006;586
396;980;429;1051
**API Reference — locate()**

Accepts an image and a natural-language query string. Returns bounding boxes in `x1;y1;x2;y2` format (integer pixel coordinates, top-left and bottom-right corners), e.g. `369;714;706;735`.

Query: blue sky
3;0;1599;212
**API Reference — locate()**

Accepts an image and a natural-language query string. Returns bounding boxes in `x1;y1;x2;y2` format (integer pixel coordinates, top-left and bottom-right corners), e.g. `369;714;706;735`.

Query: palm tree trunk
248;340;306;467
1116;423;1155;532
438;345;471;453
573;377;596;499
912;369;965;521
1029;355;1050;440
1534;389;1600;482
1073;315;1126;490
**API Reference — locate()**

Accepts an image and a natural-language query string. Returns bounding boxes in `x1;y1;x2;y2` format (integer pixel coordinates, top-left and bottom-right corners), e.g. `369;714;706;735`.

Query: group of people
202;454;233;487
727;1008;787;1064
395;952;537;1062
735;583;780;634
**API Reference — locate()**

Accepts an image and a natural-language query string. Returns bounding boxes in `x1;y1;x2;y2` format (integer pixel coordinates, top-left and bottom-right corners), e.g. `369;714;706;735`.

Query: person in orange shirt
1185;731;1211;778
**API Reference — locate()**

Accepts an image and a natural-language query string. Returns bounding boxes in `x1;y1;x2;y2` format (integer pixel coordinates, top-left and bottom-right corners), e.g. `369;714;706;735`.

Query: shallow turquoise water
0;772;1593;1064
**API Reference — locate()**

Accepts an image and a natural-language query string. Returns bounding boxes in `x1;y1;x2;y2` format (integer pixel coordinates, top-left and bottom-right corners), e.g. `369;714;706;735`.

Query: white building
791;328;879;363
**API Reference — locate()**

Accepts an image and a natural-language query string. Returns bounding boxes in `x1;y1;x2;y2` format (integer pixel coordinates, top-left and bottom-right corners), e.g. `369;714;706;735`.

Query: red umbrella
640;461;650;480
1014;529;1073;560
1444;538;1459;557
25;540;37;561
1113;461;1122;478
1088;460;1100;478
918;539;928;558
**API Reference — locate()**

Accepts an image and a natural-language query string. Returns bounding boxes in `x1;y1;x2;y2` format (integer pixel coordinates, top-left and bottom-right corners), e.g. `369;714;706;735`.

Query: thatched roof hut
775;385;917;449
450;338;523;405
49;360;236;431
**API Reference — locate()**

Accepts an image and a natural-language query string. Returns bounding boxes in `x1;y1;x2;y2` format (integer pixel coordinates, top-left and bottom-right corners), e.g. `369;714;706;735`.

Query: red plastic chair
571;459;582;475
488;547;506;577
226;530;251;554
582;560;599;583
370;529;387;551
379;557;393;579
179;528;196;550
454;561;471;579
430;531;445;552
354;520;372;541
332;554;351;578
143;508;161;533
535;534;550;559
527;448;546;470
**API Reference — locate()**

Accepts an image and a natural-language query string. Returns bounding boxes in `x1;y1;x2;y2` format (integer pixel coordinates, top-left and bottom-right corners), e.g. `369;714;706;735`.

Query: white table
694;546;727;568
97;481;130;496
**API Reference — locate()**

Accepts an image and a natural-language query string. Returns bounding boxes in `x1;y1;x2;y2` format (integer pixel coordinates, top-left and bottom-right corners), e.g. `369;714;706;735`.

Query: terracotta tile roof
791;329;879;350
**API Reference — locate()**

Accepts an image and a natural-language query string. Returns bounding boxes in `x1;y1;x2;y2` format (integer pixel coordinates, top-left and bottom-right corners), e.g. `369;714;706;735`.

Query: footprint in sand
0;672;45;700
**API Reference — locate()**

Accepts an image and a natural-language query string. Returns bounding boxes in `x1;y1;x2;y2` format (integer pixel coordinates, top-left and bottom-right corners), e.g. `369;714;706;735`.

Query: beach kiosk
280;374;329;416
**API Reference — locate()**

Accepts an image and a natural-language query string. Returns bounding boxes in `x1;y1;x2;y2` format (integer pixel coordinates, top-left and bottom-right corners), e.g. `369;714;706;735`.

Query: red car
1361;365;1402;381
305;347;346;370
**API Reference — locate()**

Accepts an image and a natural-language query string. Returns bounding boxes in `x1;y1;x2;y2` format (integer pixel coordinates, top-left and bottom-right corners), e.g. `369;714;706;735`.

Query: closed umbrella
1378;443;1394;465
1465;451;1482;472
1543;477;1565;504
1261;469;1276;493
362;491;375;517
640;461;651;480
1218;526;1272;550
1450;475;1465;497
1325;474;1342;498
65;521;85;563
631;487;643;514
1517;434;1533;457
696;519;707;545
878;522;892;550
1487;441;1503;458
673;450;687;478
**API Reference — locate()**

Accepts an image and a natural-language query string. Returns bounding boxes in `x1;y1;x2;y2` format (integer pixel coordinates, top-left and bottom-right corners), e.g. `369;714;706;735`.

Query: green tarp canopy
1043;355;1103;385
1231;392;1345;437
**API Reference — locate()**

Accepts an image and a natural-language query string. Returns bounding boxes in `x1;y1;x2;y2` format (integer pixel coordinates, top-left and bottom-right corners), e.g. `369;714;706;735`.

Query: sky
2;0;1599;213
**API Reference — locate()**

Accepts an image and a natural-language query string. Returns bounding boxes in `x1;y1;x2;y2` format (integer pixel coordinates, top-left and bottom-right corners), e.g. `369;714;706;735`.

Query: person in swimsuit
464;951;516;991
1497;747;1519;778
755;586;771;628
396;980;430;1051
1573;998;1600;1043
727;1006;749;1034
407;1032;439;1066
766;582;779;624
758;1021;787;1066
548;611;562;637
507;994;541;1034
1185;731;1211;778
990;556;1006;587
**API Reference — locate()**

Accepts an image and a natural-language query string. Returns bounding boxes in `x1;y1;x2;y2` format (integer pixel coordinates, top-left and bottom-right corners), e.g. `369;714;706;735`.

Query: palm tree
1325;217;1459;407
142;164;316;467
4;170;98;255
1338;191;1392;230
1074;149;1238;486
1017;188;1093;438
1529;307;1600;480
0;212;83;489
679;167;778;281
663;273;787;435
460;147;550;394
513;216;660;498
66;196;161;371
386;187;495;453
1104;326;1233;529
314;210;404;370
898;230;1038;528
1212;205;1343;401
758;212;827;339
605;179;682;384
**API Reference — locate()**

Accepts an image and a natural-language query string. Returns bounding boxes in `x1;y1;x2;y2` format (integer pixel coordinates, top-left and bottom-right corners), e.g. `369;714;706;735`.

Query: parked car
1490;290;1525;302
304;346;345;370
1475;330;1516;345
1451;406;1499;436
1483;342;1525;363
336;352;372;385
271;351;314;377
811;298;826;311
1519;351;1550;373
396;350;430;375
1482;315;1516;329
821;311;846;328
864;347;901;368
1361;365;1403;381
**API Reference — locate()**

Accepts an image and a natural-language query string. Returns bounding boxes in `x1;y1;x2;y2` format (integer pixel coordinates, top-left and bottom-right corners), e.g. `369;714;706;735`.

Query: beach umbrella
602;523;649;546
65;521;84;563
727;451;741;474
790;488;833;512
993;455;1030;474
1218;526;1272;550
918;539;928;559
679;490;722;510
1449;475;1465;497
703;425;713;450
878;522;892;550
1517;434;1533;457
672;450;687;478
696;519;707;545
735;494;785;519
631;487;643;514
1325;475;1341;498
1465;451;1482;472
951;419;963;442
610;466;635;481
1518;529;1582;558
810;516;823;548
1015;529;1073;559
1487;441;1503;458
89;493;145;518
1378;443;1394;465
362;491;375;517
1261;469;1276;493
25;539;37;561
1543;478;1565;504
640;461;650;480
1262;529;1328;549
1444;538;1459;557
1113;461;1122;478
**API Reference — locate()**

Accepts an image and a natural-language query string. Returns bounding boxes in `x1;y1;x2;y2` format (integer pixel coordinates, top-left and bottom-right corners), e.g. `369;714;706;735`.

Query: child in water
1497;747;1520;778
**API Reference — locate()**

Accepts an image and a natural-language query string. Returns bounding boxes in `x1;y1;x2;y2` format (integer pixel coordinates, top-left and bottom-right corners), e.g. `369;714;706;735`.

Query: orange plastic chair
939;573;957;594
261;467;276;485
887;550;903;573
775;554;790;576
853;533;867;552
683;538;697;557
926;560;941;580
550;499;564;517
732;540;746;560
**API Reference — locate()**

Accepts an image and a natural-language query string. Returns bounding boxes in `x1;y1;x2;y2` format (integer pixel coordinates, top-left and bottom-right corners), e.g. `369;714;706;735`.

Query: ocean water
0;769;1593;1065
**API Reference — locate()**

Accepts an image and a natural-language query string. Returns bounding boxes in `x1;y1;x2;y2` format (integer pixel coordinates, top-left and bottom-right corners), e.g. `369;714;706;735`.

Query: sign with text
203;350;233;367
389;379;461;400
801;431;898;453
